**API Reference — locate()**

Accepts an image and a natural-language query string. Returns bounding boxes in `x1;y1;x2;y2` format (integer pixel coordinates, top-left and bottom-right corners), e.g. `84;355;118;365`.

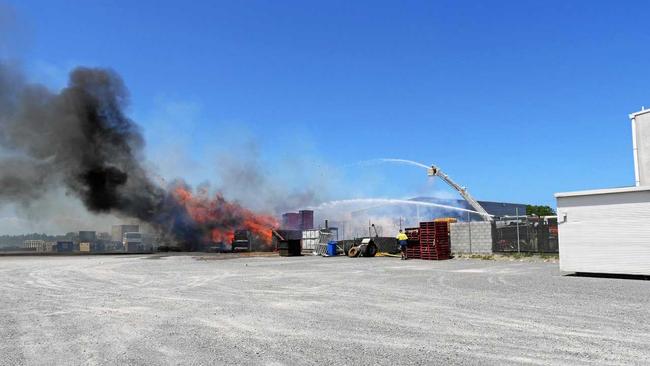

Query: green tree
526;205;556;216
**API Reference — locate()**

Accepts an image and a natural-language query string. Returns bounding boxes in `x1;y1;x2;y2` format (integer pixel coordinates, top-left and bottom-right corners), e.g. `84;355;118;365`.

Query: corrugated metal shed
555;186;650;275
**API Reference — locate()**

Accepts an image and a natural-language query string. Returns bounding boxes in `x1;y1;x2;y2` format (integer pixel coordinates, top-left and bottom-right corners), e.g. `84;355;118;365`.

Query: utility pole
516;207;521;253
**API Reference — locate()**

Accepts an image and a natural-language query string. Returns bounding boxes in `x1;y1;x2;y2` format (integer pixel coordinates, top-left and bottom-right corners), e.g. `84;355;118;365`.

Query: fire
172;186;278;244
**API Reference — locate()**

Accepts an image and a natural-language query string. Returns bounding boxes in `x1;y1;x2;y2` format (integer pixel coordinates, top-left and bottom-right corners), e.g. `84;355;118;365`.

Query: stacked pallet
434;222;451;259
404;227;421;259
418;221;451;260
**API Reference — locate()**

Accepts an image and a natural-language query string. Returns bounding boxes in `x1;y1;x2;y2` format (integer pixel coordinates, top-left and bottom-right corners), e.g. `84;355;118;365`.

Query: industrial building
280;210;314;230
22;240;48;252
111;224;139;243
412;197;527;220
79;231;96;243
556;108;650;275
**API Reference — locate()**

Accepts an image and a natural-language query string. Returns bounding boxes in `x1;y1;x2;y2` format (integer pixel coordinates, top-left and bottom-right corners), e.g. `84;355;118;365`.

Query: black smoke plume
0;65;203;248
1;66;156;215
0;64;285;249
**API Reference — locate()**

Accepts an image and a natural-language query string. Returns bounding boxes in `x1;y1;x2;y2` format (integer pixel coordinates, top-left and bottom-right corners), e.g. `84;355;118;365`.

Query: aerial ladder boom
427;165;492;220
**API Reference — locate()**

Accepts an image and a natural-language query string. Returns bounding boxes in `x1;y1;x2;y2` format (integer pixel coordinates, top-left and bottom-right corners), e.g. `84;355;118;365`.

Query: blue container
327;241;337;256
56;241;74;252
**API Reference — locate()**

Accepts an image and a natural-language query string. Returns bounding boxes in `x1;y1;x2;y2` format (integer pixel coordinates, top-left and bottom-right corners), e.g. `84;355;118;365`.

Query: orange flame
173;186;278;244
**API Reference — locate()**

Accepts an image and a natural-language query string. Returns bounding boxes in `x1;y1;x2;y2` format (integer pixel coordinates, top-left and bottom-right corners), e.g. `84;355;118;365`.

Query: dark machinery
347;238;378;258
232;229;251;252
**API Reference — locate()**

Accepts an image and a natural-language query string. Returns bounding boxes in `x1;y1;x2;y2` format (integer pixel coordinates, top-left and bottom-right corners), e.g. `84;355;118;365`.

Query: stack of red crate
434;222;451;259
418;222;436;260
404;227;421;259
418;221;451;260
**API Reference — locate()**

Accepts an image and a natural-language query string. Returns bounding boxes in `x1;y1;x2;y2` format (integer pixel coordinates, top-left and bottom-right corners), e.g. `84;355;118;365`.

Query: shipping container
56;241;74;253
90;242;105;252
79;242;91;252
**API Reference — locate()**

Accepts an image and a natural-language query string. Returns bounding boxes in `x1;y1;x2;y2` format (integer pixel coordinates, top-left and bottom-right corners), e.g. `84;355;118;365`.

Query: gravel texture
0;254;649;365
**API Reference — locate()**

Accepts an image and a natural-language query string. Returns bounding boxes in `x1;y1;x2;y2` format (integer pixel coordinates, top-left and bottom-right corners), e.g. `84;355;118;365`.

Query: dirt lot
1;254;649;365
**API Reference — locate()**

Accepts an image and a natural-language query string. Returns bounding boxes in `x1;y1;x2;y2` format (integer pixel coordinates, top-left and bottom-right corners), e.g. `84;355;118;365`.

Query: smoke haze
214;144;324;214
0;61;461;242
0;65;163;219
0;64;279;247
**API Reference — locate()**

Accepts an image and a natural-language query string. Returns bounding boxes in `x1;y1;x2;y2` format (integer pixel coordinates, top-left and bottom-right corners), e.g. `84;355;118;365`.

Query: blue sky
4;0;650;207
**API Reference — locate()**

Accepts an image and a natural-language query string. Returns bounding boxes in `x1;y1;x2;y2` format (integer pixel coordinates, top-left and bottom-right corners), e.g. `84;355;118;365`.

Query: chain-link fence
492;217;558;253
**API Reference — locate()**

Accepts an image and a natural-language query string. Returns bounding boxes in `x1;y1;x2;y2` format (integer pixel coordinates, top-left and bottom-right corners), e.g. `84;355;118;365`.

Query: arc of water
310;198;493;218
375;158;430;170
346;158;430;170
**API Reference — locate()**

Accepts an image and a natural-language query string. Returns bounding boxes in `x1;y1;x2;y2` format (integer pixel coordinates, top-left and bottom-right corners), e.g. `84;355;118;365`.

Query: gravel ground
0;254;649;365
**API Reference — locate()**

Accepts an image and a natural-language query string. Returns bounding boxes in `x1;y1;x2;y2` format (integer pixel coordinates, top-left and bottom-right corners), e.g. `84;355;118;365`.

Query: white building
555;109;650;275
23;240;47;252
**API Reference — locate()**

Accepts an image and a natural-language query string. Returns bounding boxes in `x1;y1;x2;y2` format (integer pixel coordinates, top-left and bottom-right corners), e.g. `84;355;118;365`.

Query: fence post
516;207;521;253
467;211;472;254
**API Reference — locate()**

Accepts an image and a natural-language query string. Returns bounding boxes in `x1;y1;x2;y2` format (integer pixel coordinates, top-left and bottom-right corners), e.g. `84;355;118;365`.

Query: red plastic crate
415;221;451;260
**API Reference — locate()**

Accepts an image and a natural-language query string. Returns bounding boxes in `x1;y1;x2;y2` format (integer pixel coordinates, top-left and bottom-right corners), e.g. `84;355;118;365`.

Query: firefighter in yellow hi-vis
396;230;409;260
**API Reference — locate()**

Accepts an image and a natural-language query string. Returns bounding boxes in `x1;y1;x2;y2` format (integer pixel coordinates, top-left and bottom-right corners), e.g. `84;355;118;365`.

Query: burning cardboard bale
172;183;278;247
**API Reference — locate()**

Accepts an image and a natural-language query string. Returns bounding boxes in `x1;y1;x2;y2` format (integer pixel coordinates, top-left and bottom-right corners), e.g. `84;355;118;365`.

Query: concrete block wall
450;222;493;254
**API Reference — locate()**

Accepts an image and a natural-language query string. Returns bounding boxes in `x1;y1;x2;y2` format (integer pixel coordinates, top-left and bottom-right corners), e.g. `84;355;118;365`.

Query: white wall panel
557;189;650;275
